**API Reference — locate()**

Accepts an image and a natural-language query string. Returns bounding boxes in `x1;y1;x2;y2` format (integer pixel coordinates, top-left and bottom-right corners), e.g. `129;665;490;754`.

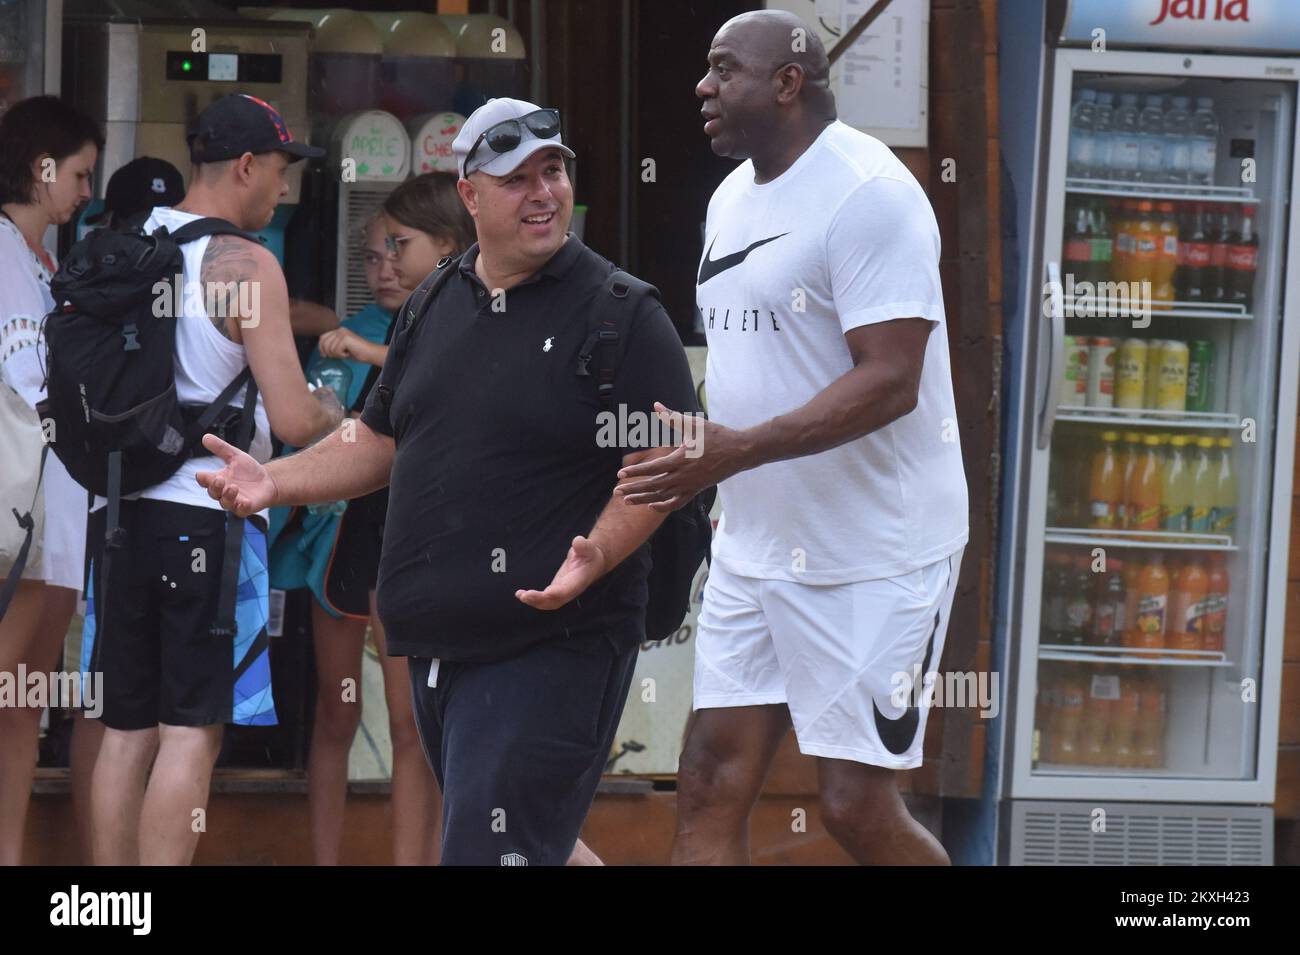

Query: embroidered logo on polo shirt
543;337;554;352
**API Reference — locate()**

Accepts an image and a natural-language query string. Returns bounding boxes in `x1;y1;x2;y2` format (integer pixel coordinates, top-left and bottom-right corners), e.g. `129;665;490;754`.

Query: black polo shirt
360;235;699;662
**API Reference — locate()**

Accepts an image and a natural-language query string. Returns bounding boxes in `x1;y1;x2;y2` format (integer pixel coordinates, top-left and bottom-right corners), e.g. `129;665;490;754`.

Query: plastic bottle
1212;436;1237;535
1162;435;1193;531
1092;558;1125;647
1092;91;1116;179
1080;673;1116;766
1043;552;1069;643
1128;434;1164;532
1064;555;1094;646
1054;665;1086;765
1189;96;1219;186
1118;431;1143;526
1089;431;1123;529
1204;553;1230;654
1152;201;1179;309
1136;670;1167;768
1110;668;1142;767
1131;201;1160;294
1134;552;1170;658
1188;436;1217;533
1110;94;1142;181
1136;95;1166;182
1162;95;1193;183
1167;556;1208;655
1068;88;1098;178
1111;200;1137;284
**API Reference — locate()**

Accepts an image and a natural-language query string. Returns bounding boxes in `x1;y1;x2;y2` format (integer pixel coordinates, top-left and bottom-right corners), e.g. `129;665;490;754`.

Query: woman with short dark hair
0;96;103;866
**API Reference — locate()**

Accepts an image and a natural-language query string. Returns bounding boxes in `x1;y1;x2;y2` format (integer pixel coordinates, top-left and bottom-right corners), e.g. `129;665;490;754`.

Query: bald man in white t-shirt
618;10;968;865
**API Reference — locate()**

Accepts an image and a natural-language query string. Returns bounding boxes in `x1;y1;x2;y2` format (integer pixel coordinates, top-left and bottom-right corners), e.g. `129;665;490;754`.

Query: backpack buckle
105;526;127;551
122;323;141;351
598;329;619;343
12;507;32;532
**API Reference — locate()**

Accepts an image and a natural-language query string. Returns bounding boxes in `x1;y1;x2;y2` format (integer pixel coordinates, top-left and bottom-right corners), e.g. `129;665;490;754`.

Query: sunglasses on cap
464;108;563;174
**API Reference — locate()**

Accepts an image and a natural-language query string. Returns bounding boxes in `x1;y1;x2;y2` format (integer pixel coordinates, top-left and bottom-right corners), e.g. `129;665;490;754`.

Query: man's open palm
516;535;609;611
194;433;277;517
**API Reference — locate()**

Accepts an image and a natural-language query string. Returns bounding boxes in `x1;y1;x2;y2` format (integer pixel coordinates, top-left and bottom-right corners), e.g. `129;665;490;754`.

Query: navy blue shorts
407;630;638;866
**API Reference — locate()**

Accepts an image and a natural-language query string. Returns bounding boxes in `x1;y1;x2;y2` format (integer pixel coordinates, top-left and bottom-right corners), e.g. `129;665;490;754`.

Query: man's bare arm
616;317;935;510
515;447;674;610
210;237;342;446
265;419;395;505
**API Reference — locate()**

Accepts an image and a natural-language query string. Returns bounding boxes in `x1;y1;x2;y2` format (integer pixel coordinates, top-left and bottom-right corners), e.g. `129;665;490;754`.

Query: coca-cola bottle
1063;555;1094;647
1091;559;1126;647
1063;197;1092;293
1208;203;1235;303
1226;203;1259;312
1176;203;1211;303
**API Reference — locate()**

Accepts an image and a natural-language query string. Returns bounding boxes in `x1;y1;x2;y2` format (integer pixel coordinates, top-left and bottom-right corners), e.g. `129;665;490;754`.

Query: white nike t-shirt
698;120;968;583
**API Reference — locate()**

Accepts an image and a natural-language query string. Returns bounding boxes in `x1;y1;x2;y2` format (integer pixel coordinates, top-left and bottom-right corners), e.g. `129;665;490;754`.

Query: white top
0;213;88;589
697;120;969;583
94;207;271;513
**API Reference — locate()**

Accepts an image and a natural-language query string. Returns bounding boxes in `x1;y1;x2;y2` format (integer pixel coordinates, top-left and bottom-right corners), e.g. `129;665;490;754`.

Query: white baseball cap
453;98;575;179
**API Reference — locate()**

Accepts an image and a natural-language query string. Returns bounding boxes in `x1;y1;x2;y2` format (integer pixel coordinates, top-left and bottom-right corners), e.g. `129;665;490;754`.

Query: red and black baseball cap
186;93;324;164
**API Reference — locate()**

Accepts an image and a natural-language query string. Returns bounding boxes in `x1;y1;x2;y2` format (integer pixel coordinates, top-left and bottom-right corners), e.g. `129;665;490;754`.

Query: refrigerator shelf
1064;177;1260;205
1055;406;1240;429
1031;764;1190;778
1045;528;1236;550
1038;645;1232;667
1062;297;1253;320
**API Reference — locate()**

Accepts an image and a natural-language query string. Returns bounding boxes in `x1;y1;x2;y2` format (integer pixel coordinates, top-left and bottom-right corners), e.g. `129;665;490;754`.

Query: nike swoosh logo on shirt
696;232;788;286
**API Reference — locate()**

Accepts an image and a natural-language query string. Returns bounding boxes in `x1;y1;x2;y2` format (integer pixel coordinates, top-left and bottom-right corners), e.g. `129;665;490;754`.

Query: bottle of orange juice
1131;200;1160;291
1136;670;1167;768
1089;431;1123;529
1112;199;1138;284
1167;556;1208;655
1204;553;1230;654
1054;666;1086;765
1118;431;1143;526
1128;434;1164;532
1080;672;1116;766
1152;201;1179;309
1110;668;1142;767
1133;552;1169;657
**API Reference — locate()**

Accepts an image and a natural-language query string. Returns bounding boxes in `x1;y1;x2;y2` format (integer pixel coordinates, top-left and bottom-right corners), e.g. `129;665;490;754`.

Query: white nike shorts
693;547;964;770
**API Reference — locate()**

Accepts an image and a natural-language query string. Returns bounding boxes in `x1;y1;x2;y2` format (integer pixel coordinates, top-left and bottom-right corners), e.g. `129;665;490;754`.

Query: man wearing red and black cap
86;94;342;866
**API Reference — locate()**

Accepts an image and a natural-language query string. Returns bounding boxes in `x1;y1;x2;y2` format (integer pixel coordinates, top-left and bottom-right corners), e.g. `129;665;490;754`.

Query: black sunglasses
463;108;563;174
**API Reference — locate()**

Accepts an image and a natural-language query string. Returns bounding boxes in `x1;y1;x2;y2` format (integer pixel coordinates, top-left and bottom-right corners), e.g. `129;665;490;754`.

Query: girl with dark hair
0;96;103;865
271;173;474;865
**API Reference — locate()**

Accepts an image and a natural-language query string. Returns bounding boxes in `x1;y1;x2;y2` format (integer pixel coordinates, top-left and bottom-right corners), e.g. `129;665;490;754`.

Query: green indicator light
182;60;192;72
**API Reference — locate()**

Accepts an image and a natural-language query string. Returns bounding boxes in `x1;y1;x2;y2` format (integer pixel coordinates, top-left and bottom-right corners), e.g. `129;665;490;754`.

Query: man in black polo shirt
196;98;697;865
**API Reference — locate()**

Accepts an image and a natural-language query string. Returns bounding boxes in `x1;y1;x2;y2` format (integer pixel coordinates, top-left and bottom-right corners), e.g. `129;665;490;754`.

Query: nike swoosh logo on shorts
871;556;954;756
696;232;787;286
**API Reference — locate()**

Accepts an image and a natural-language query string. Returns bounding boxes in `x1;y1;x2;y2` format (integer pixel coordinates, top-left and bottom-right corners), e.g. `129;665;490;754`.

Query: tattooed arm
202;235;343;447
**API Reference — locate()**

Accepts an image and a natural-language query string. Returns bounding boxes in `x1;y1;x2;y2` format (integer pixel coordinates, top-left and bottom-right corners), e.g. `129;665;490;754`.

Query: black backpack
37;217;263;641
394;255;715;643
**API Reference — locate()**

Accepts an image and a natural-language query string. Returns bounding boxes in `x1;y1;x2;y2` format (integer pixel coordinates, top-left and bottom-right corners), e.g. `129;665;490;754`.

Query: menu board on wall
766;0;929;148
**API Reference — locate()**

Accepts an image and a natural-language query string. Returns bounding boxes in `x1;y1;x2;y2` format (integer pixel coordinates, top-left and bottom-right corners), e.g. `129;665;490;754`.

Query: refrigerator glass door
1012;48;1298;801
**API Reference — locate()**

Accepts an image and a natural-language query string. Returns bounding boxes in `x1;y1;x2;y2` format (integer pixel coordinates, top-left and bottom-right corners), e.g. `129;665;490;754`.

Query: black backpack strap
0;443;50;622
167;217;263;246
376;253;462;401
181;367;253;457
576;269;661;409
209;374;259;643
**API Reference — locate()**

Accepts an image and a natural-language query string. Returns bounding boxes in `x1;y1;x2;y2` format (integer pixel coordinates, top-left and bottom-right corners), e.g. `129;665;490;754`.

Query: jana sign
1062;0;1294;51
335;110;410;182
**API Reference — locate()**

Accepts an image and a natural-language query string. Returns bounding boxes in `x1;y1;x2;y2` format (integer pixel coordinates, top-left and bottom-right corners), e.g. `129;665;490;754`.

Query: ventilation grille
335;182;398;319
1009;801;1271;865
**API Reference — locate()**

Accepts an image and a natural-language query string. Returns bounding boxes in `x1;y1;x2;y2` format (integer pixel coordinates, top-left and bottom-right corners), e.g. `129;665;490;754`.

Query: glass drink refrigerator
998;0;1300;862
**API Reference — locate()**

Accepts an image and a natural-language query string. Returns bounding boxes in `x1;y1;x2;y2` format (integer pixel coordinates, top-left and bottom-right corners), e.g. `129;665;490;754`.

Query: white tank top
131;207;272;511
